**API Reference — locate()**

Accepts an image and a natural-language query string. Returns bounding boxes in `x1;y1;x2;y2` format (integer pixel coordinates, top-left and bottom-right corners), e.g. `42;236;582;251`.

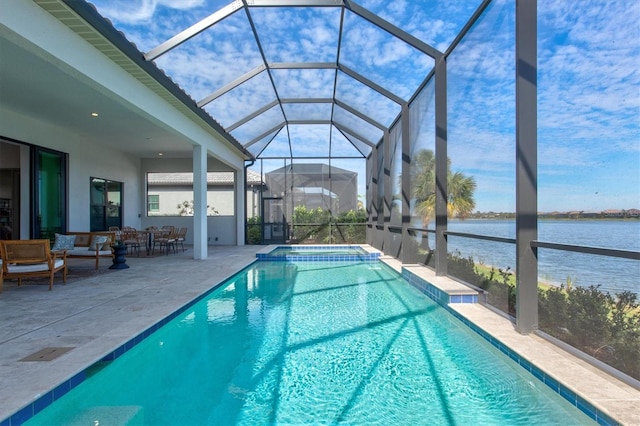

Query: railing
531;240;640;260
403;226;640;384
406;227;640;260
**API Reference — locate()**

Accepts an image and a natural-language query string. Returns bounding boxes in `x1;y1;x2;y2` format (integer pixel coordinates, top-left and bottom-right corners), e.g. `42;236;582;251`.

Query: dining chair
176;227;188;252
122;227;144;256
108;226;121;241
152;228;177;255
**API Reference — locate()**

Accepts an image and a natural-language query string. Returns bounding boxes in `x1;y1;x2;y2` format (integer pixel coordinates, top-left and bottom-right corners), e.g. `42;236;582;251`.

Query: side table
110;244;129;269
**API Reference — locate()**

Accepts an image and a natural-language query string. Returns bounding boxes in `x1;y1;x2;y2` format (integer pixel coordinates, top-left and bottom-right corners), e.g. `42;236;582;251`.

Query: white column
236;169;246;245
193;145;207;259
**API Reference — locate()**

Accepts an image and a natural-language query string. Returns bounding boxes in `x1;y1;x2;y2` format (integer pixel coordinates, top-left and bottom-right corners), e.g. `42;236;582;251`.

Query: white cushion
67;249;94;256
67;249;111;256
6;259;64;273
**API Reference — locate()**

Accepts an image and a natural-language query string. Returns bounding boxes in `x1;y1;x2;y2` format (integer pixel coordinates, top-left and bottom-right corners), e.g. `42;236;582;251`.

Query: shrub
246;216;261;245
565;285;612;350
447;251;640;380
538;285;640;381
538;285;569;333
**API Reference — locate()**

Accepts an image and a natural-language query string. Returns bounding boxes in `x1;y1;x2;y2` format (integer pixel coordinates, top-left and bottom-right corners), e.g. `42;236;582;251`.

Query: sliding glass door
32;148;66;240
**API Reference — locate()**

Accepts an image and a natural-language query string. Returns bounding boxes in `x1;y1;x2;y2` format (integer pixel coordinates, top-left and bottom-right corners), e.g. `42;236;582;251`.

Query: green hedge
447;251;640;380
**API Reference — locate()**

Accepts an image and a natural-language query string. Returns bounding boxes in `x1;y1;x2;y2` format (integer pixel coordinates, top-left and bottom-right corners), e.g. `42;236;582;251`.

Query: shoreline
471;261;639;297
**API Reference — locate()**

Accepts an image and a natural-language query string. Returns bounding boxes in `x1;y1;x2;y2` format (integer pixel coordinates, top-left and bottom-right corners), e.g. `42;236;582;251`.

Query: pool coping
378;257;638;426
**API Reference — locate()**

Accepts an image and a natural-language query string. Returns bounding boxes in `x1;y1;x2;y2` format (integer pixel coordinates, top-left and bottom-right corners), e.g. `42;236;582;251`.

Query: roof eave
48;0;254;161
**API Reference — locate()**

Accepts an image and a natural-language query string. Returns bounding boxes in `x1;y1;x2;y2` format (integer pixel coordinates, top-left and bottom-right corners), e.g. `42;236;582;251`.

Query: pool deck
0;245;638;425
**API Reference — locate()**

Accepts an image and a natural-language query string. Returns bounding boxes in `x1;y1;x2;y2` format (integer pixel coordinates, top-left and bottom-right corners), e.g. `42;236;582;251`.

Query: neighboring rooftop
147;170;264;186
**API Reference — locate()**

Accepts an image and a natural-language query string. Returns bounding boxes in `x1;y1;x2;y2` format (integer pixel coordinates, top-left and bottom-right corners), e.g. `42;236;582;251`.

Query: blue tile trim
8;405;32;426
257;245;380;262
1;265;249;426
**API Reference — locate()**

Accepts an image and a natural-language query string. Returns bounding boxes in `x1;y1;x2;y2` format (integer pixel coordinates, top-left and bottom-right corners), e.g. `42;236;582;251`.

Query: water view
444;219;639;296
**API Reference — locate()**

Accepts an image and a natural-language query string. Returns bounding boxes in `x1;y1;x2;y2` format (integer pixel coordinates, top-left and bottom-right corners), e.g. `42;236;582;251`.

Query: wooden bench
64;231;116;270
0;239;67;292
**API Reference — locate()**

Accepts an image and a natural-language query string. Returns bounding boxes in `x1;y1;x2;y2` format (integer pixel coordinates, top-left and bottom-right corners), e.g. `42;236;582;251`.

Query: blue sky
89;0;639;213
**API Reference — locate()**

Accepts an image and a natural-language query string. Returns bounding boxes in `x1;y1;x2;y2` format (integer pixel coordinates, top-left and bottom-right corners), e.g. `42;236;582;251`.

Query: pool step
401;265;480;305
68;405;144;425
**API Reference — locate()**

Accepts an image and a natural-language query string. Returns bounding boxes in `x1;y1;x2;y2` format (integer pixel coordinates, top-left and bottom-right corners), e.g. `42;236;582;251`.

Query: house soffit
33;0;253;160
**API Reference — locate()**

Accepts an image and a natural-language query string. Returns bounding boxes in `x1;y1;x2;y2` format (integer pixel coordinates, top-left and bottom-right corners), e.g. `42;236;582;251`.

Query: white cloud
90;0;206;24
88;0;638;212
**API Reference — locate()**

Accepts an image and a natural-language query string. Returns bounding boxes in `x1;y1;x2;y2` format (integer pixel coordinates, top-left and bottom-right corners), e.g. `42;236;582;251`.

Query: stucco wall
0;107;142;232
143;215;237;245
140;158;245;245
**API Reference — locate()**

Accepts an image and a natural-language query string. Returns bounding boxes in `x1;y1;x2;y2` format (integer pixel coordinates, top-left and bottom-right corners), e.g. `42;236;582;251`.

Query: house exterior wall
1;1;248;249
0;106;142;232
147;186;235;216
1;3;248;247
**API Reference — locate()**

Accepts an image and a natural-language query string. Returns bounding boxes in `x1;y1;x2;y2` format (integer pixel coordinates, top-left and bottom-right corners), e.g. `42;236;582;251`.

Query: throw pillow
88;235;109;251
52;233;76;251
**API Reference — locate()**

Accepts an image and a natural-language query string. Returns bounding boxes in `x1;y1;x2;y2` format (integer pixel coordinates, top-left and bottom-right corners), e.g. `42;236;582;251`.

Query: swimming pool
21;257;597;425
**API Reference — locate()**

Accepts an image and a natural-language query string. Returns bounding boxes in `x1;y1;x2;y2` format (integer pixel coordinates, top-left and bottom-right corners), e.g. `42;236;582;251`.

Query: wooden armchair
0;239;67;292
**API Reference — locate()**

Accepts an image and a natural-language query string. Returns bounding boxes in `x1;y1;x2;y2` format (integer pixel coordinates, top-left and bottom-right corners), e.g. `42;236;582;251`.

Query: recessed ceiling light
90;112;99;117
158;152;164;156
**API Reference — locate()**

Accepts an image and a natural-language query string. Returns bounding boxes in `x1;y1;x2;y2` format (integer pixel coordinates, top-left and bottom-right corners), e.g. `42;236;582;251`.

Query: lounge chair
0;239;67;292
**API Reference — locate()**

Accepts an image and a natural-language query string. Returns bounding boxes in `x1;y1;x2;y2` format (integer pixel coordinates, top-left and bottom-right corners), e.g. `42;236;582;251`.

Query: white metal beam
198;65;266;107
246;0;343;6
244;122;286;147
145;1;243;61
343;0;442;59
333;122;376;147
227;100;280;131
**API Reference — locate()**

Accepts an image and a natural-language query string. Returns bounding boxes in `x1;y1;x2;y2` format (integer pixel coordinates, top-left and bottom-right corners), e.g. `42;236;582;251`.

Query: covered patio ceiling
55;0;484;161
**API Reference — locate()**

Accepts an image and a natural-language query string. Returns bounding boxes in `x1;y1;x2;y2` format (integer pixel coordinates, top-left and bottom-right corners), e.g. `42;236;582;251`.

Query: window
148;195;159;212
90;177;122;231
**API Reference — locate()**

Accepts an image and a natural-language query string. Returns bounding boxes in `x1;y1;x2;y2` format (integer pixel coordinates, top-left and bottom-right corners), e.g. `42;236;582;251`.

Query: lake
441;219;639;296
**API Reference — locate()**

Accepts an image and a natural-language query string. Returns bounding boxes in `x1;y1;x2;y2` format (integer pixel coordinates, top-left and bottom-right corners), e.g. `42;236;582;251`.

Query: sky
88;0;639;213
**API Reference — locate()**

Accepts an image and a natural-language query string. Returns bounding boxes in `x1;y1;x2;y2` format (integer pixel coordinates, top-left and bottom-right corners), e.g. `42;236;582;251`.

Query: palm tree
412;148;476;227
447;171;476;219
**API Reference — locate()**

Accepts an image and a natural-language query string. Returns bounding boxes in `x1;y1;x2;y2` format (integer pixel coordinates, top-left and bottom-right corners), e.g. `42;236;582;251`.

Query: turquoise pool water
25;261;593;425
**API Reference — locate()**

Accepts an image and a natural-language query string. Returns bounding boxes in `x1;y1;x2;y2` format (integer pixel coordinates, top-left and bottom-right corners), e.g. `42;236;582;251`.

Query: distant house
265;163;358;215
582;211;600;218
602;209;624;217
147;170;264;217
626;209;640;217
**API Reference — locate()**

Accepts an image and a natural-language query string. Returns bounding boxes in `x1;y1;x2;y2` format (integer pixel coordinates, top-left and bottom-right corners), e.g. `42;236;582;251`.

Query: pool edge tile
397;264;617;425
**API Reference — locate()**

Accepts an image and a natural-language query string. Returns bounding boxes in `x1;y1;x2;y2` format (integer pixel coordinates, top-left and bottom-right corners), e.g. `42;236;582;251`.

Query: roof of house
147;170;263;186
